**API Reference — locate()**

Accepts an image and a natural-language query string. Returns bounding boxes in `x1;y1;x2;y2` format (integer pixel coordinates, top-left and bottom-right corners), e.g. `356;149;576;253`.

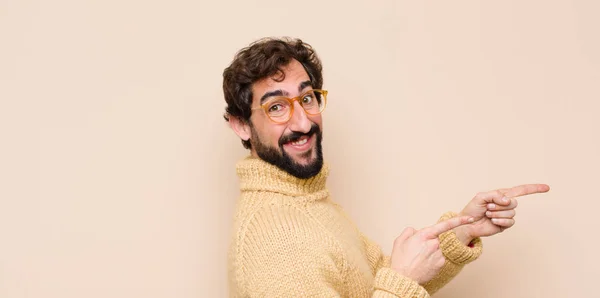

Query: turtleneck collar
236;156;329;199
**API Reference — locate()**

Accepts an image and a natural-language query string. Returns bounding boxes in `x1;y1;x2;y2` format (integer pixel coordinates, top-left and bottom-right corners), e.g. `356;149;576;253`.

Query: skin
390;215;475;284
229;59;322;168
229;59;551;284
391;184;550;284
453;184;551;245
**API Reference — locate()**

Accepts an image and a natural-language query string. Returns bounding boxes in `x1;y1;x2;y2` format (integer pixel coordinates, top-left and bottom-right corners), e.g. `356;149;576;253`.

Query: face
247;60;324;179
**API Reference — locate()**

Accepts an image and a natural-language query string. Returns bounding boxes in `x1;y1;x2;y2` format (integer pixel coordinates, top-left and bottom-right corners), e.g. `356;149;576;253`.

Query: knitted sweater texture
228;157;482;297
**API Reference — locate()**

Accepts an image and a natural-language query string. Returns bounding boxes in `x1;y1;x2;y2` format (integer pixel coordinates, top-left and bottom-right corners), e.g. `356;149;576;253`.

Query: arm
359;232;430;297
360;212;483;296
421;212;483;294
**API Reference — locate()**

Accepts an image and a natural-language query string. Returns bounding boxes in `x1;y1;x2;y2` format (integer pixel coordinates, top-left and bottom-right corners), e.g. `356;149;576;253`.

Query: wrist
453;226;474;246
390;268;422;285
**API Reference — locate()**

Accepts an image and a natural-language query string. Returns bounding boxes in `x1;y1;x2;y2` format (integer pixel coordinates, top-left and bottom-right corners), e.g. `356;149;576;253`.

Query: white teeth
291;138;308;145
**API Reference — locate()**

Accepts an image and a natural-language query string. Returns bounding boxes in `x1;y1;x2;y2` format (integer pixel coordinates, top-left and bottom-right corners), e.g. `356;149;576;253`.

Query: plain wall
1;0;598;297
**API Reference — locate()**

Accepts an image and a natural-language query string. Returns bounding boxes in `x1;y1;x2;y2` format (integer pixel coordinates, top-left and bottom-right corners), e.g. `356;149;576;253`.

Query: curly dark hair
222;37;323;149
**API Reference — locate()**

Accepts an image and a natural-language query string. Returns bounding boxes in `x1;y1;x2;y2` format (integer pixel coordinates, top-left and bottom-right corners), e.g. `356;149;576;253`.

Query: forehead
251;60;311;97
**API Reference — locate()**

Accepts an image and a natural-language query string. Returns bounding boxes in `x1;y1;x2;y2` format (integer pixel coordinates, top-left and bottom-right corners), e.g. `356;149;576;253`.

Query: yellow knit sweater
228;157;483;297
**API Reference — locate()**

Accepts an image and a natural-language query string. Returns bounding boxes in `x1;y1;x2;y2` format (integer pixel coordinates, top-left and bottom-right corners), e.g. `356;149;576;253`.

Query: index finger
503;184;550;198
419;216;473;239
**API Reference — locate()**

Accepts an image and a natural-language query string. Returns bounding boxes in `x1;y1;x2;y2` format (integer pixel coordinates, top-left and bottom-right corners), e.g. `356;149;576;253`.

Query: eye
302;94;314;104
268;104;284;113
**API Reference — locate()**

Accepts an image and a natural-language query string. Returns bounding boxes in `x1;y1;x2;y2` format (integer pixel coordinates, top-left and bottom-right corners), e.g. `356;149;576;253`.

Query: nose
287;101;312;133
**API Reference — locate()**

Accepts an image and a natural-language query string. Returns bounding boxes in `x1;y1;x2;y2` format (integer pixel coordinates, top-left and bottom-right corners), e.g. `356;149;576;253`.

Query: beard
250;123;324;179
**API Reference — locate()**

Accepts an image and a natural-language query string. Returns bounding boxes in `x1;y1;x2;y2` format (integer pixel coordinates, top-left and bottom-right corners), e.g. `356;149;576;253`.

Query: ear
228;116;252;142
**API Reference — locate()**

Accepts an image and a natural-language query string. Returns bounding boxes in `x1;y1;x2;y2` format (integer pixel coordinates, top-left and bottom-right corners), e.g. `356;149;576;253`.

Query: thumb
474;190;505;205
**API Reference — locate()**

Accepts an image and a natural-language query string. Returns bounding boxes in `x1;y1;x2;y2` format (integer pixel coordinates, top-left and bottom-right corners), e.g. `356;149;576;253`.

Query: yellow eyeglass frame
251;89;328;124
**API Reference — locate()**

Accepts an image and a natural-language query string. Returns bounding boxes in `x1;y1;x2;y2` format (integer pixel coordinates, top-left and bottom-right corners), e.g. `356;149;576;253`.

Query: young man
223;37;549;297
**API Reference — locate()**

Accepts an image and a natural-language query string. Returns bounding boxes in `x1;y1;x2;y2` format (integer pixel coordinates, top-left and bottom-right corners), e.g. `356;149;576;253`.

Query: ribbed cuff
373;268;430;298
438;211;483;265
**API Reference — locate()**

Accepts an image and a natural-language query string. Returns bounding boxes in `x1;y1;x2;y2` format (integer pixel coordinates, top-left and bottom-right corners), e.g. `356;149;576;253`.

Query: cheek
258;121;286;147
310;115;323;130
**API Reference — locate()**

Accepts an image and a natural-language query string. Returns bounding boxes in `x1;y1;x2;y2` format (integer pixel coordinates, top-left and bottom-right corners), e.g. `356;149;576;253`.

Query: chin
288;150;316;165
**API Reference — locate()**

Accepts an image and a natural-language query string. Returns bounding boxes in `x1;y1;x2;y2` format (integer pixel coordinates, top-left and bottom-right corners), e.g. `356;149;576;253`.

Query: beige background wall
1;0;598;297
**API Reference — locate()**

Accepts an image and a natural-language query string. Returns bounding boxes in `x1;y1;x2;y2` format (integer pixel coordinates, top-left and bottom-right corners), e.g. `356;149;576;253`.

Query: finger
398;227;417;241
479;189;518;206
435;254;446;268
492;194;512;206
420;216;474;239
428;248;443;261
487;199;518;211
485;209;516;219
425;239;439;254
497;188;510;194
504;184;550;198
491;218;515;228
474;190;505;205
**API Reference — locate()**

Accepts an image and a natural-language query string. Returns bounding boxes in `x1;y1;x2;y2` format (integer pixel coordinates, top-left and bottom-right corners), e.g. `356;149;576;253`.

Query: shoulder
232;193;324;253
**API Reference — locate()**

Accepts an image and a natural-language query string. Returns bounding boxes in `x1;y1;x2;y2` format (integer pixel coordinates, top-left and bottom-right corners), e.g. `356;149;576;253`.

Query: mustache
279;124;320;146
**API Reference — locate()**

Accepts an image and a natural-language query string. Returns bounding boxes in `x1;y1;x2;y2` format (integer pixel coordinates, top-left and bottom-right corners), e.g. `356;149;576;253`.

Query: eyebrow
259;90;285;104
298;80;313;92
259;80;314;104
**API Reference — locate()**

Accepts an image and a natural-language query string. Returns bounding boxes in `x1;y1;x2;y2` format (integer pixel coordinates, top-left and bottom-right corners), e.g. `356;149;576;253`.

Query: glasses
251;89;328;124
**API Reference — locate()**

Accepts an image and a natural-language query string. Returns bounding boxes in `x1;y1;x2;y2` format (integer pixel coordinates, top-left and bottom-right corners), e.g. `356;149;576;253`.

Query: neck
236;156;329;197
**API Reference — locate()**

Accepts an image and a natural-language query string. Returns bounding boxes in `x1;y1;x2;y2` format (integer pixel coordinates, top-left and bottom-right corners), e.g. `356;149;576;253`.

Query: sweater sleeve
360;233;430;297
360;212;483;296
230;203;431;298
422;211;483;295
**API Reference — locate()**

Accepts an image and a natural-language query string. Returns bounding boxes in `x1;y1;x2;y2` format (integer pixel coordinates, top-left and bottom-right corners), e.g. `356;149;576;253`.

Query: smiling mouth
290;136;309;146
283;134;313;152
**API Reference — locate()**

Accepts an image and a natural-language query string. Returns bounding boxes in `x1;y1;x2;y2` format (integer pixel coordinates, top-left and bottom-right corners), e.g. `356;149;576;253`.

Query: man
223;37;549;297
